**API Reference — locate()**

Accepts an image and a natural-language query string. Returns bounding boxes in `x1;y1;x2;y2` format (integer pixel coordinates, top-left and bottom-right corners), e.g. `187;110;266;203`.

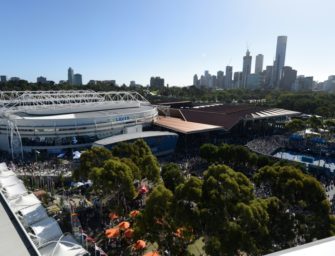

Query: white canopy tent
2;182;27;199
0;162;8;172
0;175;22;188
10;193;41;213
29;217;63;247
18;204;48;227
0;170;16;178
38;234;88;256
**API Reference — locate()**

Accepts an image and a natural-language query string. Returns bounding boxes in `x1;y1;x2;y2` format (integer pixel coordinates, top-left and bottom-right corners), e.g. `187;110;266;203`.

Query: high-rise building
68;67;74;85
255;54;264;74
272;36;287;87
37;76;47;84
0;76;6;83
242;50;252;88
225;66;233;89
150;76;164;89
280;66;297;91
233;72;243;89
193;74;199;87
264;66;273;88
217;71;224;88
73;74;83;85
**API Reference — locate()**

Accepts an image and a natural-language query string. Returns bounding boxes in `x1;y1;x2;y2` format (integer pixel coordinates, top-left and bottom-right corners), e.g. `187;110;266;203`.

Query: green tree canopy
74;146;112;180
161;163;185;192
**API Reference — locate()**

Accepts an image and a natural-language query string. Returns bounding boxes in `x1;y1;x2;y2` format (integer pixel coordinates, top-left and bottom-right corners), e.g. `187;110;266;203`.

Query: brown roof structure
154;116;222;134
155;104;301;133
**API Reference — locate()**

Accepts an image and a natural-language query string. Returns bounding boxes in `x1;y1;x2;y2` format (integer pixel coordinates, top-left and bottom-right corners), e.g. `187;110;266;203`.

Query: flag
95;244;107;256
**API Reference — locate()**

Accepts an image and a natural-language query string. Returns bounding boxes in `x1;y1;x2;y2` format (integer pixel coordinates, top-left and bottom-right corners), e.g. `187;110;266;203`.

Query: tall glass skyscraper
272;36;287;87
242;50;252;88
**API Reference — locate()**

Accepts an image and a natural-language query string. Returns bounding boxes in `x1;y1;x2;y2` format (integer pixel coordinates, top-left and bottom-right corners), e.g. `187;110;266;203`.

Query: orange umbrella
118;221;130;230
130;210;140;218
143;251;160;256
105;227;120;238
124;228;134;238
133;239;146;250
139;185;149;194
109;212;119;220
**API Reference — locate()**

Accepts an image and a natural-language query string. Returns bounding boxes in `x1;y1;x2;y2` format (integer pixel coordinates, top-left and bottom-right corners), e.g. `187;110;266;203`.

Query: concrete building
0;76;6;83
255;54;264;74
280;66;297;91
264;66;273;88
193;74;199;87
73;73;82;86
323;76;335;92
225;66;233;89
247;73;262;89
217;71;224;88
68;67;74;85
272;36;287;87
150;76;164;89
234;72;243;89
293;76;313;91
36;76;47;84
242;50;252;88
10;77;20;81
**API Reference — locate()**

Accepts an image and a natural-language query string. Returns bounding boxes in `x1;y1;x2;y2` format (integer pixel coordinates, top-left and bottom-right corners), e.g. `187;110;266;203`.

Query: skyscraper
242;50;252;88
272;36;287;87
73;74;83;85
217;71;224;88
225;66;233;89
193;74;199;87
0;76;6;83
68;67;74;85
255;54;264;74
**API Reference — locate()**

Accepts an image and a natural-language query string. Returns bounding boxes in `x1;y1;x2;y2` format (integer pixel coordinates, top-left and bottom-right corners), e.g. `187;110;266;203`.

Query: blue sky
0;0;334;86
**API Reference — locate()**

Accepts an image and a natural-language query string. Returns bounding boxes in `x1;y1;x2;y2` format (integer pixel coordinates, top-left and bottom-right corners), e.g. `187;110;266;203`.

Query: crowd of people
246;135;288;155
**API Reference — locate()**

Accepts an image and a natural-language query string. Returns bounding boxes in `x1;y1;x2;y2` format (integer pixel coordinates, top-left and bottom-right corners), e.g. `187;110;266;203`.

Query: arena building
0;91;158;158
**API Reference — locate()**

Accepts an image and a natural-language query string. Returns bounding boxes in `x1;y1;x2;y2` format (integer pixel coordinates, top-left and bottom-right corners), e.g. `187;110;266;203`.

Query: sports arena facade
0;91;158;158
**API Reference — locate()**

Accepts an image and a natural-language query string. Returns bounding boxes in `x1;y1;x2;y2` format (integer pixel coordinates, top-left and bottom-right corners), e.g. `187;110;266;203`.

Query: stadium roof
94;131;178;146
265;236;335;256
156;104;301;133
154;116;223;134
0;195;34;256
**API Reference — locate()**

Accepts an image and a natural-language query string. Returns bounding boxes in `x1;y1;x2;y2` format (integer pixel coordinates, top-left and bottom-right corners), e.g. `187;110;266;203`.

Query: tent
18;204;48;227
133;240;146;250
118;221;130;230
124;228;134;239
0;170;16;178
2;182;27;199
0;162;8;172
10;193;41;213
72;151;81;160
130;210;140;218
105;227;120;239
0;175;22;188
38;234;88;256
30;217;63;247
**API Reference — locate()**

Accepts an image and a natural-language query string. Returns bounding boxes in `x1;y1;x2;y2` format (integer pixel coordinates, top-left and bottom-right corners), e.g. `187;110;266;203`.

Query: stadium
0;91;158;158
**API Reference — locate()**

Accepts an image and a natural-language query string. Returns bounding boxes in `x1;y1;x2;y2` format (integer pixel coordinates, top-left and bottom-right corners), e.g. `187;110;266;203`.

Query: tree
134;184;181;254
308;115;323;132
200;143;218;163
201;164;270;255
73;147;112;180
173;176;203;231
285;119;306;132
141;154;160;183
161;163;185;192
253;165;335;246
90;158;136;202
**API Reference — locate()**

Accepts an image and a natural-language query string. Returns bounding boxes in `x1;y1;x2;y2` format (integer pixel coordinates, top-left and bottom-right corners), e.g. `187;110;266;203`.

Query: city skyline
0;0;334;86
